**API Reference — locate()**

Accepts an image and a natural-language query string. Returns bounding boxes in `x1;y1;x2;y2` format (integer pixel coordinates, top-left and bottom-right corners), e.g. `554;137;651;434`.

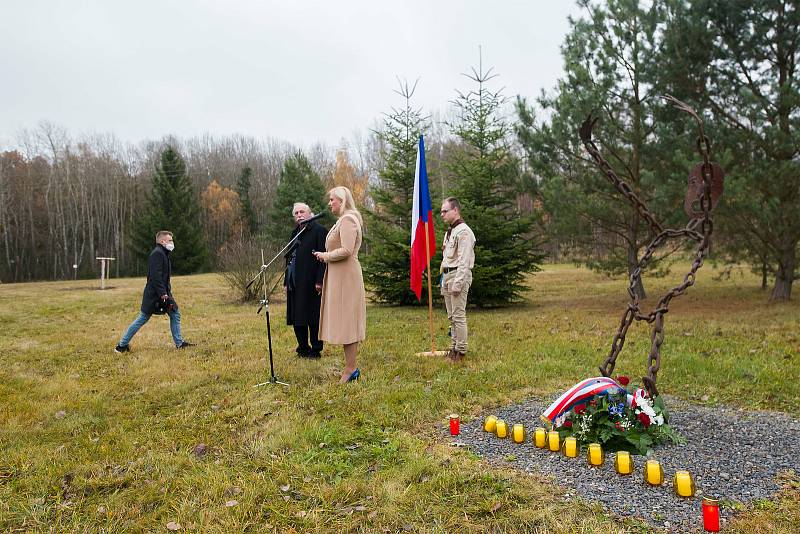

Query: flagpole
423;220;435;354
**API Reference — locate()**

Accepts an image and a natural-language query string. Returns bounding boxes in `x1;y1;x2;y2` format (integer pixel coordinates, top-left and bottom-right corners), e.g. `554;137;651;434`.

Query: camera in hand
154;297;174;315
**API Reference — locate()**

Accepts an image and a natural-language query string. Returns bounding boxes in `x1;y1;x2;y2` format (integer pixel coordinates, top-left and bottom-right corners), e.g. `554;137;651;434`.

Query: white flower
638;401;656;419
654;415;664;426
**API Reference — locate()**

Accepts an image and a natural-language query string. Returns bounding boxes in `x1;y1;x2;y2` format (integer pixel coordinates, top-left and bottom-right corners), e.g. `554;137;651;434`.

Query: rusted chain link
580;116;664;236
580;96;724;398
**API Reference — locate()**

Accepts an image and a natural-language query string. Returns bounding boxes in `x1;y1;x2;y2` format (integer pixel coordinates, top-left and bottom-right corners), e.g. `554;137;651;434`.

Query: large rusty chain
579;95;724;398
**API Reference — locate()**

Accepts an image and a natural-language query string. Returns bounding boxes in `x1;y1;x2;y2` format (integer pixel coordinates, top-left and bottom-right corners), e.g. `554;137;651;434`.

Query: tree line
1;0;797;302
517;0;798;301
0;125;371;281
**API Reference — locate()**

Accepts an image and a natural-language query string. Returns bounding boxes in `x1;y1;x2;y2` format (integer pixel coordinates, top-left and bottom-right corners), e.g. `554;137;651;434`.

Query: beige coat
318;213;367;344
441;222;476;294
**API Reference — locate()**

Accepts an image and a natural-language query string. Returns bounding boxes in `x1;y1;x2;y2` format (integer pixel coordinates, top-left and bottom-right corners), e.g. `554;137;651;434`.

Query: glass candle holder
547;431;560;452
512;423;525;443
644;459;664;486
483;415;498;433
495;420;508;439
562;436;578;458
449;414;460;436
673;470;695;498
702;496;720;532
533;427;547;448
614;451;633;475
587;443;604;466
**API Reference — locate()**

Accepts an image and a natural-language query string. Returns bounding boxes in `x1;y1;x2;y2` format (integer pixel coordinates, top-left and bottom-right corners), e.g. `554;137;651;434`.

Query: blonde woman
313;186;367;383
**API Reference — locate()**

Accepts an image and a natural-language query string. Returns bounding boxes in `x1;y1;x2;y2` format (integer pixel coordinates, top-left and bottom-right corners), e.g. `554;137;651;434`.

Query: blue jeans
119;308;183;348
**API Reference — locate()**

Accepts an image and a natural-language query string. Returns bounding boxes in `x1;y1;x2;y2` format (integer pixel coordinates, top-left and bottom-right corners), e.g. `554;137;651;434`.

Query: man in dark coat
285;202;327;358
114;230;194;352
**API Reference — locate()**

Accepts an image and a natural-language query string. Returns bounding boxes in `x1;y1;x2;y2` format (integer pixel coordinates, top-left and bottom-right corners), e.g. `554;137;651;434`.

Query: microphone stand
248;222;314;388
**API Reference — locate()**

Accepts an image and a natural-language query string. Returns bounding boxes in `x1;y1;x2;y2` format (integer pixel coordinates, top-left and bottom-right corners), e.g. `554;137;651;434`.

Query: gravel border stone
450;395;800;532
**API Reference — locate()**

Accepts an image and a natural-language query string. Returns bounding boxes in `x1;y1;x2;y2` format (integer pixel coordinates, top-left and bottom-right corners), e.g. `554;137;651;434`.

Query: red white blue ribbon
629;388;648;409
541;376;625;428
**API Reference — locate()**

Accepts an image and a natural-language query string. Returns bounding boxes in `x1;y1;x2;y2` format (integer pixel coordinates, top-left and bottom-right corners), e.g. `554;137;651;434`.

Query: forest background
1;0;797;303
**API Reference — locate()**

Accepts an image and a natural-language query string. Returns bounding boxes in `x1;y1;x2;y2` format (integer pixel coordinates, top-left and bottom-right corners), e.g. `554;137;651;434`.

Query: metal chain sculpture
579;96;724;398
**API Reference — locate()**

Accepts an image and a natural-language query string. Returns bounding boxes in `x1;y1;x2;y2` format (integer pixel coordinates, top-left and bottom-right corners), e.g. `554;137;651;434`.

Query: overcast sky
1;0;583;149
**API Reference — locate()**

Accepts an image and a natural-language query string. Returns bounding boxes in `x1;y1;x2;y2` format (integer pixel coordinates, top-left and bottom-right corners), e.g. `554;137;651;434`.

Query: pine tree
515;0;677;299
132;146;208;274
362;81;432;304
235;166;258;235
662;0;800;300
263;151;330;244
449;57;544;306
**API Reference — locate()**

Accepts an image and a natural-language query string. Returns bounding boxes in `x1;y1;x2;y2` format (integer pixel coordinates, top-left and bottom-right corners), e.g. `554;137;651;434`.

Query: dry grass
1;263;798;532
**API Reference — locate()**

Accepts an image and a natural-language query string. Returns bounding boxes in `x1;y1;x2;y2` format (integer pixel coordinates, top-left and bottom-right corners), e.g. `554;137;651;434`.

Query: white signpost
96;257;115;289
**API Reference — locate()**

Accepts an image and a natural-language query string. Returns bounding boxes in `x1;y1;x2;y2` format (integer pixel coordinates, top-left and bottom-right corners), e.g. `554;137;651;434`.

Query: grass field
1;264;798;532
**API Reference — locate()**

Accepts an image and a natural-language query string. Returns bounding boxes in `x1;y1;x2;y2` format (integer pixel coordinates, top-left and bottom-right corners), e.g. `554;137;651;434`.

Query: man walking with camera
440;197;475;362
114;230;194;353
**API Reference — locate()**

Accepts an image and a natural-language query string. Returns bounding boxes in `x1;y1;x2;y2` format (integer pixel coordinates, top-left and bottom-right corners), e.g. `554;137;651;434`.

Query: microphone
298;212;325;225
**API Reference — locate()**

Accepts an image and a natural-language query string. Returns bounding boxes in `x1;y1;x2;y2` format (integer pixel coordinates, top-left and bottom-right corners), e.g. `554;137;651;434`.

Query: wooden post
96;257;115;289
423;220;435;354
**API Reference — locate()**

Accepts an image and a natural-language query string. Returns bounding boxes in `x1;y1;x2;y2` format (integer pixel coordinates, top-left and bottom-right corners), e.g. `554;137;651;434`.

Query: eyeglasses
440;209;452;214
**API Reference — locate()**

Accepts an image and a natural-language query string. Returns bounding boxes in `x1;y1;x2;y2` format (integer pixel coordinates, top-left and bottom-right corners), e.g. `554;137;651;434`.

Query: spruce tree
449;58;543;306
132;146;208;274
263;151;330;244
235;166;258;235
363;81;432;305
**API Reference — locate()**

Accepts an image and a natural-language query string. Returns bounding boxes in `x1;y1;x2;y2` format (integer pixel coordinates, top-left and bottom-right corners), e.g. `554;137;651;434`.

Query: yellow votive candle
644;459;664;485
547;431;560;452
614;451;633;475
483;415;498;433
495;420;508;439
673;470;695;497
533;427;547;448
563;436;578;457
587;443;604;466
512;424;525;443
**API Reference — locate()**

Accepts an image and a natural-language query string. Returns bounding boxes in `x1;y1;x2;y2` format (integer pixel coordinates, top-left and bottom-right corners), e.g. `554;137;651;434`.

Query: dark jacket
285;221;327;326
140;244;174;314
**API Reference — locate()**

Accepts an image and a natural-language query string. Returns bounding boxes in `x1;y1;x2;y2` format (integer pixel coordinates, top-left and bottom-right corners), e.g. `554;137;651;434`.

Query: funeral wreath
551;376;684;455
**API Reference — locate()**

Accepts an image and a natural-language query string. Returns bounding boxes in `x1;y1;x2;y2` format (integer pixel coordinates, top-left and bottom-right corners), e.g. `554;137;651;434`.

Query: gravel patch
451;396;799;532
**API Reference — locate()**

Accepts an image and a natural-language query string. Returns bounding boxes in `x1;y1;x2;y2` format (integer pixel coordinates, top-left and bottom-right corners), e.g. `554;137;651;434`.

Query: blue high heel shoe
346;368;360;382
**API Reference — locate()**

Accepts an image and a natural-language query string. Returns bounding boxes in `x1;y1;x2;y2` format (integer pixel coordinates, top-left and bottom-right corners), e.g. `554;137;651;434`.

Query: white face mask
165;243;175;252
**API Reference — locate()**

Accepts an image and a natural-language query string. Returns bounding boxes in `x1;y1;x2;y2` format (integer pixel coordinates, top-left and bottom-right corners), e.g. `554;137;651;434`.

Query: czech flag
410;135;436;301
